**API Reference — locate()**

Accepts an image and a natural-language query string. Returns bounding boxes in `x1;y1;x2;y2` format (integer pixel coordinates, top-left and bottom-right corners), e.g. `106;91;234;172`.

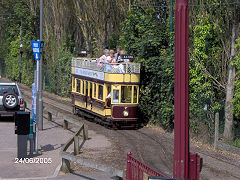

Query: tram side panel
71;74;140;125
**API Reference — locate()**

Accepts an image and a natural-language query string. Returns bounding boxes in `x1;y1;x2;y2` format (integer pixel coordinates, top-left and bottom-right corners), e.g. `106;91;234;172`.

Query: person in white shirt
114;48;121;61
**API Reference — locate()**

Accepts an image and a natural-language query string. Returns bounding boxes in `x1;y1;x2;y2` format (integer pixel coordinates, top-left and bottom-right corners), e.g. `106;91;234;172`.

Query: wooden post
47;112;52;121
61;158;71;173
63;120;68;130
74;136;79;155
214;112;219;149
83;124;88;140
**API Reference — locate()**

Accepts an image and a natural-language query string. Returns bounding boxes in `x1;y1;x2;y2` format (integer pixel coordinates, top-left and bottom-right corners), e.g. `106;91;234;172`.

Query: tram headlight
123;110;129;117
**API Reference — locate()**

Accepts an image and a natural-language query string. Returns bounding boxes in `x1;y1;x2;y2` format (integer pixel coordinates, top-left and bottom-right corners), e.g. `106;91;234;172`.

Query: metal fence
126;152;167;180
72;58;140;74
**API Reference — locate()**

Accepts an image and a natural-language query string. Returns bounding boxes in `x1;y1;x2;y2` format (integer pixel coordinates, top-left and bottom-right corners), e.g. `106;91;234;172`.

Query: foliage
232;38;240;118
190;14;224;134
232;139;240;148
106;33;120;50
55;48;72;97
0;0;38;86
44;46;72;97
1;0;240;142
120;5;174;129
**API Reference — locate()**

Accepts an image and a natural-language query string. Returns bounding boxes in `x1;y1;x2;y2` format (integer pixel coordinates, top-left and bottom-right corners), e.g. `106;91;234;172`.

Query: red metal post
174;0;189;179
126;151;132;180
189;153;201;180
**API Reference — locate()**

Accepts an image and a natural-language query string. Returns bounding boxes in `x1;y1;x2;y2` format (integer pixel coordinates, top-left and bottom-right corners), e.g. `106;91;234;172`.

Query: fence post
83;124;88;140
47;112;52;121
63;120;68;130
126;152;132;180
74;136;79;155
61;158;71;173
214;112;219;149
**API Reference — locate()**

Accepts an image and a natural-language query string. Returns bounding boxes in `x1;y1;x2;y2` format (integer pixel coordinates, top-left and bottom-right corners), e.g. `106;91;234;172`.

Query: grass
232;138;240;148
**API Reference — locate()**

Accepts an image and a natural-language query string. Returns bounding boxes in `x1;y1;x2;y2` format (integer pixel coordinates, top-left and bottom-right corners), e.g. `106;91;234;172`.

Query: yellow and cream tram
71;57;140;127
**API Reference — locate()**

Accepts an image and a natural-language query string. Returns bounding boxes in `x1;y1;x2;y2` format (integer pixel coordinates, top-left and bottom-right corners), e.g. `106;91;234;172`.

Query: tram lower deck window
94;83;96;97
86;81;89;96
77;79;81;93
82;80;85;95
98;85;103;100
90;82;92;97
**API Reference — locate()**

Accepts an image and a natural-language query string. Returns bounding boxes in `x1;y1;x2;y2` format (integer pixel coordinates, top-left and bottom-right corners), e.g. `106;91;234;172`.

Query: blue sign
31;40;44;61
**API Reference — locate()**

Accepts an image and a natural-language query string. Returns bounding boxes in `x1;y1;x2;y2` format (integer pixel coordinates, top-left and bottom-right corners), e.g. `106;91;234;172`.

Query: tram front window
121;86;132;103
113;90;119;103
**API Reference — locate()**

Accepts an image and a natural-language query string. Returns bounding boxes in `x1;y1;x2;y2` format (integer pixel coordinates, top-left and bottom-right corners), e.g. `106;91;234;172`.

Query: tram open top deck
71;57;140;84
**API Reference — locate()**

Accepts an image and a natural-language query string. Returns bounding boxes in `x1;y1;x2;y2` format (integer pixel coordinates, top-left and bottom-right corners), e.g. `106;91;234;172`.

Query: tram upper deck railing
72;57;140;74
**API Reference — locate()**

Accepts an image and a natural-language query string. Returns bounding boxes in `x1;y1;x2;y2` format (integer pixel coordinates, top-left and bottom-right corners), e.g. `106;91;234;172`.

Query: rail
126;152;167;180
72;58;140;74
59;116;123;178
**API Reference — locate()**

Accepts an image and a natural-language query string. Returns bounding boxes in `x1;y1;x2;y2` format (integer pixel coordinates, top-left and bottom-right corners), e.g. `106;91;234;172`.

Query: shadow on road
0;116;14;122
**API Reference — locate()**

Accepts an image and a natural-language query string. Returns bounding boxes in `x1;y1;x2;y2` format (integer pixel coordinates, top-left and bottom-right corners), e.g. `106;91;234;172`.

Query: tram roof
72;57;140;75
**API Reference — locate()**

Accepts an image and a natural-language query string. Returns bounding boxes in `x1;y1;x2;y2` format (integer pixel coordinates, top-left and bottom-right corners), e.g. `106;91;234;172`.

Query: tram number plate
121;55;134;60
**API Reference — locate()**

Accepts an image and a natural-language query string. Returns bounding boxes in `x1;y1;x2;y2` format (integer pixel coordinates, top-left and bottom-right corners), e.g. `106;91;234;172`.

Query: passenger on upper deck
119;50;130;63
114;48;121;61
107;49;116;63
98;49;109;66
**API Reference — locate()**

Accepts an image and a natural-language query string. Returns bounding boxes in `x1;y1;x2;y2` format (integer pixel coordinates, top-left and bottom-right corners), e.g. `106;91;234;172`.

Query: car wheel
2;93;18;109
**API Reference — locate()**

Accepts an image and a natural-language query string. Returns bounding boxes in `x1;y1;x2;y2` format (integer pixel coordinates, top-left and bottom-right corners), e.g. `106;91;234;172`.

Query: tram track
136;130;240;169
20;83;174;176
198;150;240;169
17;82;240;180
134;130;173;170
116;130;146;162
115;129;173;175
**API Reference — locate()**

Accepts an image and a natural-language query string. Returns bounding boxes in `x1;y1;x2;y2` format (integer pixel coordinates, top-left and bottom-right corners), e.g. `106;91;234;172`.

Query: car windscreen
0;85;19;96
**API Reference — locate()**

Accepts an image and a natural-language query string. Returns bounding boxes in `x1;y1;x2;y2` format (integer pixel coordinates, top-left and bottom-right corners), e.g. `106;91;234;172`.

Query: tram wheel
111;123;118;130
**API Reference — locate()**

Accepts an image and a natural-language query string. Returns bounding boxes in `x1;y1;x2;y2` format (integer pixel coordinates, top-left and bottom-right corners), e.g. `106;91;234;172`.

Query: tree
120;4;174;129
224;23;238;140
190;14;223;135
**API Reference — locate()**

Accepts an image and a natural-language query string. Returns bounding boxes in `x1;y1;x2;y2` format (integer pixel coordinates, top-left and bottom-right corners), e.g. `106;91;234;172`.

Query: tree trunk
223;24;237;140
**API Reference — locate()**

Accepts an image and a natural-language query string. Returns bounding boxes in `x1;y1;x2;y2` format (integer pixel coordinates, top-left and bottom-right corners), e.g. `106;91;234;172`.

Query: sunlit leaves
120;5;173;129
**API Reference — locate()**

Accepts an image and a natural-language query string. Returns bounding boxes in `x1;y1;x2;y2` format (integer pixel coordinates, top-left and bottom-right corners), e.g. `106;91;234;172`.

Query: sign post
39;0;44;131
31;40;44;153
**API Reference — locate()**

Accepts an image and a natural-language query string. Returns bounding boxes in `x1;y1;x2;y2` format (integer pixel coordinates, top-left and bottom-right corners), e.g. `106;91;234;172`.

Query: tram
71;57;141;127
